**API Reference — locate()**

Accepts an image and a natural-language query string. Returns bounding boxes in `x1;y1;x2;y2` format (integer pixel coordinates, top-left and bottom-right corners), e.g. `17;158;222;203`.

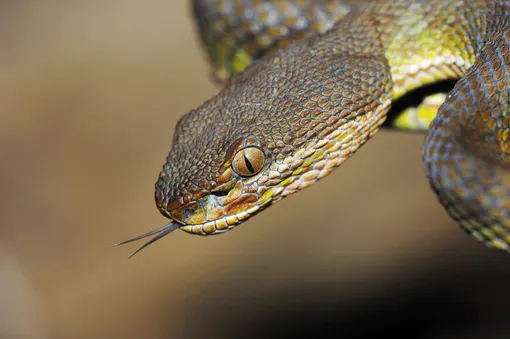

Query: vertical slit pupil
243;153;255;173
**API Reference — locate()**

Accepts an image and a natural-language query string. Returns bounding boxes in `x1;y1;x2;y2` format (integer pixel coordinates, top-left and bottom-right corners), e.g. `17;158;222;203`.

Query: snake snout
157;189;230;226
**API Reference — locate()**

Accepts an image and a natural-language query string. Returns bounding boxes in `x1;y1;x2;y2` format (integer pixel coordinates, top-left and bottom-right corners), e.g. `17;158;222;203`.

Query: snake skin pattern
115;0;510;257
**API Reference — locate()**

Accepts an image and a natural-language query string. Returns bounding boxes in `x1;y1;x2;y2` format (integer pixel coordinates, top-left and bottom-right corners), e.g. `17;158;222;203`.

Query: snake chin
178;190;275;235
180;206;259;235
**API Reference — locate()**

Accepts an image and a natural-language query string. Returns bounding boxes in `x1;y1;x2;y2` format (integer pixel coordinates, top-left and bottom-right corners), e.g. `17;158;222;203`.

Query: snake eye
232;147;265;177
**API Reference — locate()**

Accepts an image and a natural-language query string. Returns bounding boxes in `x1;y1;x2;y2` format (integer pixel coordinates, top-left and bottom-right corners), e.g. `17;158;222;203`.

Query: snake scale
115;0;510;257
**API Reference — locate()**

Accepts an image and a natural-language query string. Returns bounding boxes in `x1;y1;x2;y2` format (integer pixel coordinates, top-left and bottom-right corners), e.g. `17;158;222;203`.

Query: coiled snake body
116;0;510;257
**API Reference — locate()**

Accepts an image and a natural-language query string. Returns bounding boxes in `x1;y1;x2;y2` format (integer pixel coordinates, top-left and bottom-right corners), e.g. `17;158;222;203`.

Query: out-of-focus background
2;1;510;339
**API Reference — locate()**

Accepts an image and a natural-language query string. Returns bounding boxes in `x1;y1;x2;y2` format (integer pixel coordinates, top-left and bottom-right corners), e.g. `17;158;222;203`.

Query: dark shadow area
383;79;458;130
178;247;510;339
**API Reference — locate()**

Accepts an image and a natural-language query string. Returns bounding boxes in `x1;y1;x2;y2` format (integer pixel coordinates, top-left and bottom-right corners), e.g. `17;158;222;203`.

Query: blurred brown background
2;1;510;339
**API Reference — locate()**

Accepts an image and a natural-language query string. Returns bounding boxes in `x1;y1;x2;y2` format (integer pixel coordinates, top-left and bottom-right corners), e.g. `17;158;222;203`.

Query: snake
114;0;510;257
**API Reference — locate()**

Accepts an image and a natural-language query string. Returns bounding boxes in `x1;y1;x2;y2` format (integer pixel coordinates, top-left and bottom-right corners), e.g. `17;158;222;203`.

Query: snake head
114;92;277;257
155;110;276;236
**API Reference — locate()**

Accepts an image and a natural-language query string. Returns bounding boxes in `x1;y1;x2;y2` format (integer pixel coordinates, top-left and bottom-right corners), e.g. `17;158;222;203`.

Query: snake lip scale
115;0;510;257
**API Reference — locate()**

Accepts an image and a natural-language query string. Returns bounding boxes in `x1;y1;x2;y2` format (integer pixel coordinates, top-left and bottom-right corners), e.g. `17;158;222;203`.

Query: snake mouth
179;197;267;235
114;191;276;258
169;187;276;235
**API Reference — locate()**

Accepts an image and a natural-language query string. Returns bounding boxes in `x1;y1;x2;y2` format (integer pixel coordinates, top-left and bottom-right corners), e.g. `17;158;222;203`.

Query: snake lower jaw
179;195;276;236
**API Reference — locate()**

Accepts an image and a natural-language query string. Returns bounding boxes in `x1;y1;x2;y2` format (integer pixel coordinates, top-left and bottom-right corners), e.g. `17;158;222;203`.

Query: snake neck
354;0;507;131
